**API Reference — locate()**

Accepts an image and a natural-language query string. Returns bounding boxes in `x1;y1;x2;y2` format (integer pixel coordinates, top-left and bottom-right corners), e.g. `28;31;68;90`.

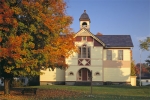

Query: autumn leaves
0;0;76;76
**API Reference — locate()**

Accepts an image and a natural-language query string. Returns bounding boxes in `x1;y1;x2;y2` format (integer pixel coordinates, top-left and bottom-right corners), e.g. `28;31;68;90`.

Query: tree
131;61;136;76
140;37;150;70
0;0;76;95
135;63;149;77
145;55;150;66
140;37;150;51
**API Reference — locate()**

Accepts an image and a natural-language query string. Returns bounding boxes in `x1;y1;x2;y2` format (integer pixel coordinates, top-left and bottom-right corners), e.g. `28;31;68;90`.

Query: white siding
112;50;118;60
103;49;106;60
40;68;65;81
104;68;130;82
91;59;102;66
123;49;131;61
91;47;103;66
65;67;79;81
91;47;102;59
66;57;78;65
92;67;103;81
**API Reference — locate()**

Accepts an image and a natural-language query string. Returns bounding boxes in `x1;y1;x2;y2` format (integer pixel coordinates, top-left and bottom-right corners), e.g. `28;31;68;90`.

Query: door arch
77;68;91;81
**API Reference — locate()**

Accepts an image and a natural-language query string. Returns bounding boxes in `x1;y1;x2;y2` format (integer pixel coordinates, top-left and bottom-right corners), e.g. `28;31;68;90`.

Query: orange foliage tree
0;0;76;94
135;63;149;76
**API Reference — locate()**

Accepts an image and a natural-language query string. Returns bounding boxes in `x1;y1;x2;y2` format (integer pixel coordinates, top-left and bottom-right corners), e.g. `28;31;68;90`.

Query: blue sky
65;0;150;64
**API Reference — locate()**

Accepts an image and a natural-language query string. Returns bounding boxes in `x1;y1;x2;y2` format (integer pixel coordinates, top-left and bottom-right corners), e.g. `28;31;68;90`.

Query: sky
65;0;150;64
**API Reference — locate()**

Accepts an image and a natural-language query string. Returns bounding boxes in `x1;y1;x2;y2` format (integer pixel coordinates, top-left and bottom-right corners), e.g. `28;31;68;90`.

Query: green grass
1;85;150;100
28;85;150;100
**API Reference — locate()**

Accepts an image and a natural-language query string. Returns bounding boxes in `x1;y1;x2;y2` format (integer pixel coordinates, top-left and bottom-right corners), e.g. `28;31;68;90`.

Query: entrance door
82;68;88;81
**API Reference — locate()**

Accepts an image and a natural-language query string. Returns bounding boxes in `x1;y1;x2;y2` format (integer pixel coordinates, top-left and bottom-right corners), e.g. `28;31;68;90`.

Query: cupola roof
79;10;90;22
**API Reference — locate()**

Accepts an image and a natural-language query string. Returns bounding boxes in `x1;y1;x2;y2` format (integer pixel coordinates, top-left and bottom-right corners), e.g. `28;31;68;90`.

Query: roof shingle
95;35;134;47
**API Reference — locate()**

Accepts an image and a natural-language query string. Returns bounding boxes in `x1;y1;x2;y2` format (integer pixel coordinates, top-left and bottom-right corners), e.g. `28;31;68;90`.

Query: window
118;50;123;60
95;72;100;76
78;45;90;58
88;47;90;58
82;47;86;58
107;50;112;60
82;36;87;41
82;22;87;27
69;72;74;76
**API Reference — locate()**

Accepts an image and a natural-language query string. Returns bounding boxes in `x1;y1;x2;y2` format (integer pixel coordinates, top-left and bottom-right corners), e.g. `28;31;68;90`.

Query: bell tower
79;10;91;30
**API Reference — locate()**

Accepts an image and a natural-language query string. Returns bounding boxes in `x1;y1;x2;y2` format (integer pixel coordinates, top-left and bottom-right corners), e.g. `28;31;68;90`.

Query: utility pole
90;70;92;95
140;49;142;86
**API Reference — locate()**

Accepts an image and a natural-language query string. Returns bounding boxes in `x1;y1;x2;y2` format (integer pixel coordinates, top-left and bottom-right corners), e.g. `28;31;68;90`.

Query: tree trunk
4;77;11;95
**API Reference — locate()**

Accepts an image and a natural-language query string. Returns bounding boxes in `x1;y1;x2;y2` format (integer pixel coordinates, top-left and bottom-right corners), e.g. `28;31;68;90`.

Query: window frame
78;45;91;58
95;72;100;76
68;72;74;76
107;50;112;60
82;22;87;28
82;36;87;41
118;50;123;60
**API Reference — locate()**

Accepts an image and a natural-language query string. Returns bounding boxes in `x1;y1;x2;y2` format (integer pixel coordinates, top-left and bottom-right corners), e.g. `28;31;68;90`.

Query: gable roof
95;35;134;47
75;28;105;46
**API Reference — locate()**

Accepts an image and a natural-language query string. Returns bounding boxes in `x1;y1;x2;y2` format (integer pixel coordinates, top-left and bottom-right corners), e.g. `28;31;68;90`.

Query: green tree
140;37;150;51
0;0;76;95
131;61;136;76
145;56;150;66
145;56;150;72
140;37;150;68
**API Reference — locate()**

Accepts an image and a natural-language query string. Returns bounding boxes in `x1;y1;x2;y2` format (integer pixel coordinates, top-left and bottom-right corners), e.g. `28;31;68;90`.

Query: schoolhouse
40;10;134;85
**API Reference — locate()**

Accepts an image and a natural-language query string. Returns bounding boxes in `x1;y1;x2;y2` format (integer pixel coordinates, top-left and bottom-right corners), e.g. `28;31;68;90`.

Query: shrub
136;80;143;86
12;79;23;87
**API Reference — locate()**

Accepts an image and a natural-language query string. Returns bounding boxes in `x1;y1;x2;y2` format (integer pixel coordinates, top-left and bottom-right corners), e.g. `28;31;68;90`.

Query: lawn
0;85;150;100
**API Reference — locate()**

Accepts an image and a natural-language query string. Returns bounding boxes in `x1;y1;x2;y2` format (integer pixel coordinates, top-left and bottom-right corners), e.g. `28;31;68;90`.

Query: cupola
79;10;91;30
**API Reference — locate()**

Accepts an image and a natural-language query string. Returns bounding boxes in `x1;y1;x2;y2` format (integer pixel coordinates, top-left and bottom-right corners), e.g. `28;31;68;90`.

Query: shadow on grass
94;85;150;89
83;94;150;100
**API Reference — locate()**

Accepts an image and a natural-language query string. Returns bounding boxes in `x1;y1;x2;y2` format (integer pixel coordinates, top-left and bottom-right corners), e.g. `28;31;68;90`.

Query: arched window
95;72;100;76
82;22;87;27
69;72;74;76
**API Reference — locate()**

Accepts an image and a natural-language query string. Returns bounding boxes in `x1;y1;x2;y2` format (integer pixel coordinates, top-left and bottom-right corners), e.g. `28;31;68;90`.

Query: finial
84;10;86;13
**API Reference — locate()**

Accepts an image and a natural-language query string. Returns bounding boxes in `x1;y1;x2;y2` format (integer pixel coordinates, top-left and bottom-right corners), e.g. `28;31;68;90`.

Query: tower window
82;22;87;27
